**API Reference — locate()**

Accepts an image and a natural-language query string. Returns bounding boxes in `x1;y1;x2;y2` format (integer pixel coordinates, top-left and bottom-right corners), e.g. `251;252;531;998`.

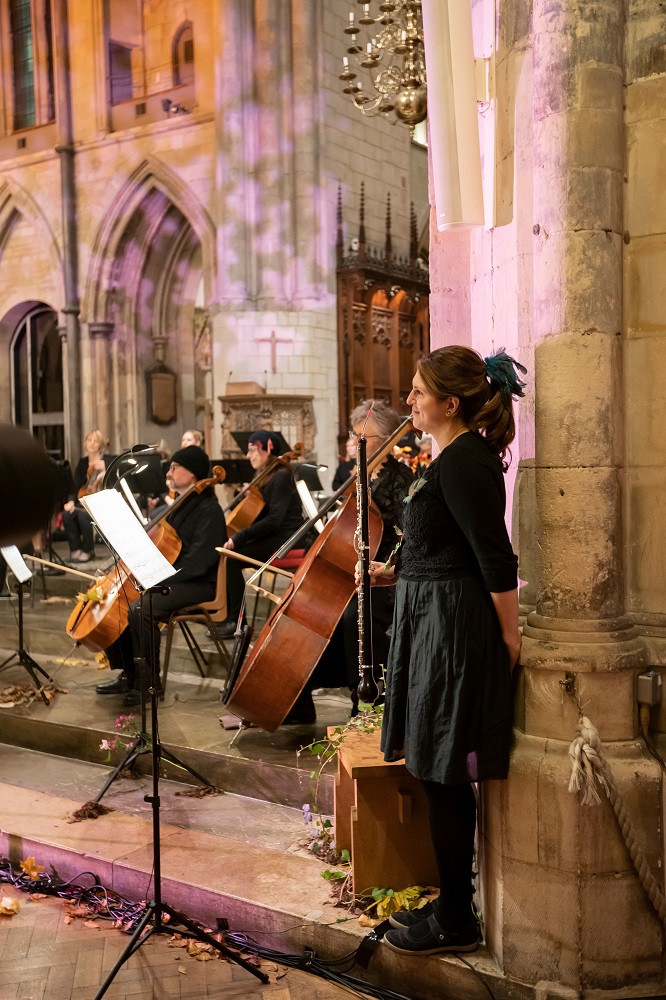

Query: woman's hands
490;589;521;671
64;500;75;513
355;559;397;587
223;537;235;551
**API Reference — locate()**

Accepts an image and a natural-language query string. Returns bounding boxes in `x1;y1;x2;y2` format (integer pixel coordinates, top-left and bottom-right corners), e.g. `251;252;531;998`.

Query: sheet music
0;545;32;584
81;490;176;590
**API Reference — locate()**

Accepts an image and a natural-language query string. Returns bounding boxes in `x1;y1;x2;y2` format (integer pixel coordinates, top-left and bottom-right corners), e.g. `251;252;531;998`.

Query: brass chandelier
339;1;427;129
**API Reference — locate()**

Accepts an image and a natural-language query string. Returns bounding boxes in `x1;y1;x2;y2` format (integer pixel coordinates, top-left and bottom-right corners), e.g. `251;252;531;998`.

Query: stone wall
427;0;665;992
0;0;428;473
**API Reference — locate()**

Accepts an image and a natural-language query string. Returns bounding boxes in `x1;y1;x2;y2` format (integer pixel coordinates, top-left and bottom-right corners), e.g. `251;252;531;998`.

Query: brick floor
0;889;369;1000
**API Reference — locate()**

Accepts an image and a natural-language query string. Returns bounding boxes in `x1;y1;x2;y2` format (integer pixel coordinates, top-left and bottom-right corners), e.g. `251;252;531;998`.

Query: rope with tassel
568;715;666;922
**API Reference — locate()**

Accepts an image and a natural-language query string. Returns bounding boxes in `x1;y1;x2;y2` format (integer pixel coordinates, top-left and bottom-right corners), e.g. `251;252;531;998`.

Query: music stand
77;491;216;806
75;494;267;997
39;459;74;576
0;546;55;705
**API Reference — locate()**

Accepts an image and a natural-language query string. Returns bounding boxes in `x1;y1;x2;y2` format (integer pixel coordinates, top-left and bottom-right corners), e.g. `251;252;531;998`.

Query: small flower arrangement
403;475;427;504
99;714;139;762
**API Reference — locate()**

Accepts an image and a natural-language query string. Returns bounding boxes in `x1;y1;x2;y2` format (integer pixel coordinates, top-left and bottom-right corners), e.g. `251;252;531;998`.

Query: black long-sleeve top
166;487;227;588
371;454;414;563
399;432;518;593
231;466;304;549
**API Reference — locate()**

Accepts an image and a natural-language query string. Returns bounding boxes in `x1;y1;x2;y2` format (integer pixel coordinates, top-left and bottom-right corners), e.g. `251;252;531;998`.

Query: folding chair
160;553;231;694
215;547;299;629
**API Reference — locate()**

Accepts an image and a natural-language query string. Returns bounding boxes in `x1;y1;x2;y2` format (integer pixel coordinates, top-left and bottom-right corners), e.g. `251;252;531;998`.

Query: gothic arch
82;155;216;323
0;179;64;305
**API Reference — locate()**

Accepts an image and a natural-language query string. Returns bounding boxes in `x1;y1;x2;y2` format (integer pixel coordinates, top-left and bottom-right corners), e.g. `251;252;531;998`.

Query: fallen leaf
30;893;47;900
84;920;100;928
178;965;187;975
358;913;382;928
0;897;20;916
20;857;45;879
195;952;213;961
64;915;73;924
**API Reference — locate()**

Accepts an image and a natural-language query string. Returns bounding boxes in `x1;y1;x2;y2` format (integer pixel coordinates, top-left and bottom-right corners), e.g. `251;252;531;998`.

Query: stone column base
481;731;663;992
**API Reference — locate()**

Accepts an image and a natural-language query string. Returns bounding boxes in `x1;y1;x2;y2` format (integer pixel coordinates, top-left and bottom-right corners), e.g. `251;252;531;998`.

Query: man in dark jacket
96;445;227;706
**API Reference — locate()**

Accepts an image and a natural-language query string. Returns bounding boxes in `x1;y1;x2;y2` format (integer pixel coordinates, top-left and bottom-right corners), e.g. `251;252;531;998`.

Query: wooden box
333;728;438;896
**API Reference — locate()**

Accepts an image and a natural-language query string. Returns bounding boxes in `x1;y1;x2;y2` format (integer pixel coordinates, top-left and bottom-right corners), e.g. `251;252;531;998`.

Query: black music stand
74;497;268;997
80;497;215;807
0;548;55;705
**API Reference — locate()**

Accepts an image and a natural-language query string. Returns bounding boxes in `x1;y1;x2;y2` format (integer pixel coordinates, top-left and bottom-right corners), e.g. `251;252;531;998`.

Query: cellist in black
96;446;227;707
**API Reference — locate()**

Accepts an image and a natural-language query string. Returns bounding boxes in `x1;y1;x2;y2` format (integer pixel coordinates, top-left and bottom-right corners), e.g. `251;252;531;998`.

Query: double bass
223;419;412;731
66;467;225;652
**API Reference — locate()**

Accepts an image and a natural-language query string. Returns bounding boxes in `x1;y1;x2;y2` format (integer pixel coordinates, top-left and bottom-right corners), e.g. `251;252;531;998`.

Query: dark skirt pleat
380;577;513;784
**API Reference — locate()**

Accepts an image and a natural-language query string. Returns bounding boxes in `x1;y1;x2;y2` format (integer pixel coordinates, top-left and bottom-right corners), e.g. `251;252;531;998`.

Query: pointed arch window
7;0;56;132
12;306;64;457
172;22;194;87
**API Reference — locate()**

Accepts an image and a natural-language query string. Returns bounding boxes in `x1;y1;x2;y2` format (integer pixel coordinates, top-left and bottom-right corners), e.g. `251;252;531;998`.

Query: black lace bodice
398;433;518;592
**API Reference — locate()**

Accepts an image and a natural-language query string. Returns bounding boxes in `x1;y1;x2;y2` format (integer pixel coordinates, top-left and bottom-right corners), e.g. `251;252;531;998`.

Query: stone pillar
481;0;664;992
88;322;113;443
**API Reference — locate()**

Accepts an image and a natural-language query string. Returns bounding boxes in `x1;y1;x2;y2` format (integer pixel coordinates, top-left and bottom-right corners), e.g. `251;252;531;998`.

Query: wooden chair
215;547;297;629
160;553;231;694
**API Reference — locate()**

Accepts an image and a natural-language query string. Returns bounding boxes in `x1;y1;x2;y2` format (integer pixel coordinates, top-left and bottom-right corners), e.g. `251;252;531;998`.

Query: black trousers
313;587;395;690
421;780;478;931
62;507;95;554
226;538;288;620
105;581;215;688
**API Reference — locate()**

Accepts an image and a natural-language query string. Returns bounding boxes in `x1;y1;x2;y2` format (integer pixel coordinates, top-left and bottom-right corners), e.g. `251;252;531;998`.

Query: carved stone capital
88;321;114;340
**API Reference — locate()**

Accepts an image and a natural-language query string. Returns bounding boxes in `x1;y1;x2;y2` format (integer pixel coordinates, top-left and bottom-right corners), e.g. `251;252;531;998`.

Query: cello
223;419;412;731
66;466;225;652
223;442;304;537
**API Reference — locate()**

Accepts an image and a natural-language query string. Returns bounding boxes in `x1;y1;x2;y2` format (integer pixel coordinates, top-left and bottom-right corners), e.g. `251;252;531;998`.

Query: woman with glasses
212;430;305;644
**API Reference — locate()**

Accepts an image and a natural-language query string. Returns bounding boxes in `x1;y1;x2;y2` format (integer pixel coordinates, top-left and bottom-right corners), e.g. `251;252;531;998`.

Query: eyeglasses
247;444;260;453
349;431;383;440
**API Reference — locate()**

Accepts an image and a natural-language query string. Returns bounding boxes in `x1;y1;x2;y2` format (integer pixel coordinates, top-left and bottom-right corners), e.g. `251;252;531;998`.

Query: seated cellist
211;430;305;641
95;445;227;707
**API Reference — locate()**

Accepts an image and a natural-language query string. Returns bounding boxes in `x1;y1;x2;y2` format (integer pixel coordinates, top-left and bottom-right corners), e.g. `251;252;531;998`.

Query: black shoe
123;689;142;707
384;914;480;956
388;900;436;930
206;618;237;640
95;673;129;695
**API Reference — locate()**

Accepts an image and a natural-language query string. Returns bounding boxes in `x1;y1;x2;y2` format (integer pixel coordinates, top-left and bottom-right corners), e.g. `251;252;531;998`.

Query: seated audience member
62;430;111;563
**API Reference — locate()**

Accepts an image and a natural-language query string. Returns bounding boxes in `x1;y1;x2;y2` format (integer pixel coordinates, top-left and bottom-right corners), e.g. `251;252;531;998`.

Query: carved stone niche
218;392;316;459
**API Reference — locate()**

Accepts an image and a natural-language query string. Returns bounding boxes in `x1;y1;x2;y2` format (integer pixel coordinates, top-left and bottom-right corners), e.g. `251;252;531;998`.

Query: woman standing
374;346;526;956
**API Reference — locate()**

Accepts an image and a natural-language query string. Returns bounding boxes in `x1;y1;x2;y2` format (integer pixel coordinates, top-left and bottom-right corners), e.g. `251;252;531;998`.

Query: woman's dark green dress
380;432;518;785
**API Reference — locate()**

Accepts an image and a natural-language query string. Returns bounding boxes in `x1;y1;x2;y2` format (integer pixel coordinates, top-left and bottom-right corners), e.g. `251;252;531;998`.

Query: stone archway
83;159;214;450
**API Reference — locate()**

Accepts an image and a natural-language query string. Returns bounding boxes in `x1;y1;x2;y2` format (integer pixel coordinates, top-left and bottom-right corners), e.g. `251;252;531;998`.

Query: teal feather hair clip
484;349;528;404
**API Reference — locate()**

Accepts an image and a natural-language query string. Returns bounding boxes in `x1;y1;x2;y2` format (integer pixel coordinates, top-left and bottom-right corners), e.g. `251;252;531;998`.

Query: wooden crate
333;728;438;896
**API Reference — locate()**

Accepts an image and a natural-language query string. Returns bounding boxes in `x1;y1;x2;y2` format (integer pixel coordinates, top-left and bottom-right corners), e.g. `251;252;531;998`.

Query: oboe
354;431;377;703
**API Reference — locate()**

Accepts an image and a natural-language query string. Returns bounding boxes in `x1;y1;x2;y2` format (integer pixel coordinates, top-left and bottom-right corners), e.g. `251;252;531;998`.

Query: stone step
0;746;508;1000
0;650;341;814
